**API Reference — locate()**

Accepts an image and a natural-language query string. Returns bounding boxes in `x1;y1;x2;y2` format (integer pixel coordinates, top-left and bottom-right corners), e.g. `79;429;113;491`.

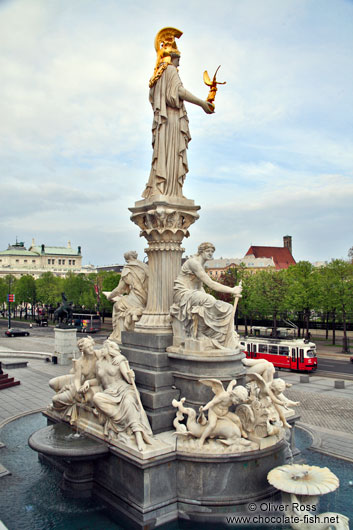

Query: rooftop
245;245;296;270
29;245;80;256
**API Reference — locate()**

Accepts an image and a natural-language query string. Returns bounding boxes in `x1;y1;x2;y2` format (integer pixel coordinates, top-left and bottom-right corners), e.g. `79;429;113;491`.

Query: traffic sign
8;294;15;302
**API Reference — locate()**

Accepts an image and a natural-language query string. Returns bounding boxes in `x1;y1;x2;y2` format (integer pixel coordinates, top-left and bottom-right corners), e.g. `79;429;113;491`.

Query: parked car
5;328;30;337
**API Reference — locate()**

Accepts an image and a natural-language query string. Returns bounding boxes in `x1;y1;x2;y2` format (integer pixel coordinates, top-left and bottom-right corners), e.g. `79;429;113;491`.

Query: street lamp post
7;276;15;330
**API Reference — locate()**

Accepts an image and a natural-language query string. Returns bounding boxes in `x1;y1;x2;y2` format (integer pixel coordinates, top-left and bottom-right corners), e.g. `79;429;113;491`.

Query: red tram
240;326;317;372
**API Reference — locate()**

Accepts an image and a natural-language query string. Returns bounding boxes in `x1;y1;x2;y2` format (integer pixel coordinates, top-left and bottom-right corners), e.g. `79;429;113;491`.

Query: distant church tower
283;235;292;255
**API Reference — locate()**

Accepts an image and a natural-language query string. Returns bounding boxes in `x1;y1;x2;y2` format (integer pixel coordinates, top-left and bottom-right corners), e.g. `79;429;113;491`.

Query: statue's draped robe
143;64;191;198
110;260;148;340
170;258;237;349
93;353;153;438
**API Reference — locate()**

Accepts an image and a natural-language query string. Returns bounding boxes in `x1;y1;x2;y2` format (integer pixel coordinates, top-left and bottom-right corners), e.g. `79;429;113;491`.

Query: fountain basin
28;423;109;460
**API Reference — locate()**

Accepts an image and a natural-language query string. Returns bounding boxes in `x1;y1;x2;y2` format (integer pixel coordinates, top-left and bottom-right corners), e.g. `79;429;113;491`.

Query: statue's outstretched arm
179;87;214;114
108;279;128;300
192;262;240;295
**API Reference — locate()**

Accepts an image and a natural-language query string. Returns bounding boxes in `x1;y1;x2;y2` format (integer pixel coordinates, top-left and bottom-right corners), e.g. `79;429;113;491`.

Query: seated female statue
170;242;242;350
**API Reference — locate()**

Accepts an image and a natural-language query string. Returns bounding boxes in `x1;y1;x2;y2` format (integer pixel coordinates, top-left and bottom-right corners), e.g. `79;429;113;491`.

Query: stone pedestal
54;328;78;365
32;417;287;529
167;348;246;408
129;196;200;334
121;330;180;433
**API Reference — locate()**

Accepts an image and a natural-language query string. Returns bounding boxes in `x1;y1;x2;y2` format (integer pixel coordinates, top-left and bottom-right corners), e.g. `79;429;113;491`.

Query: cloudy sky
1;0;352;266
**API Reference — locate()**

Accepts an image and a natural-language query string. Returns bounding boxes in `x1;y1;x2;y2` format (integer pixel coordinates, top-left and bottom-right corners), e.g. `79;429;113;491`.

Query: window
58;259;61;265
16;259;19;262
52;259;55;264
72;260;75;265
258;344;267;353
32;260;36;263
247;344;251;353
307;349;316;358
279;346;289;356
69;260;71;265
48;259;50;264
300;349;304;362
252;344;257;353
24;260;27;263
62;259;65;265
292;348;296;361
268;345;278;355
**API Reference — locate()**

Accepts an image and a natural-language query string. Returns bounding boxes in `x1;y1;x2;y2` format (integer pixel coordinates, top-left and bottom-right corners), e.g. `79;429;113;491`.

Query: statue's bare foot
241;430;248;438
135;432;146;452
143;433;153;445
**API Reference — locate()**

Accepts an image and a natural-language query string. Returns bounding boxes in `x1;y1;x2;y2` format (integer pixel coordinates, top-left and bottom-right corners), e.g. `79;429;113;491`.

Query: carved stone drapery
129;196;200;333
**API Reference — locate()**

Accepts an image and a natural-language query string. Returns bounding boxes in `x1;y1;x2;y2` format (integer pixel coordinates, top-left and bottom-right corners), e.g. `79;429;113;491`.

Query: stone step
0;378;20;390
132;365;174;391
1;360;28;369
139;386;180;410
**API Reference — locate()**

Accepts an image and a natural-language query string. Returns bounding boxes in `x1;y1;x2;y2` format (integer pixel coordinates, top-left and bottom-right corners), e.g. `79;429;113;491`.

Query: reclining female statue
49;336;98;422
80;340;153;452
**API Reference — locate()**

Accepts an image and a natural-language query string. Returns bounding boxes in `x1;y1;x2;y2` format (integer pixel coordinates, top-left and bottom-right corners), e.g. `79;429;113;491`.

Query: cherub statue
172;379;250;449
242;358;299;429
198;379;249;446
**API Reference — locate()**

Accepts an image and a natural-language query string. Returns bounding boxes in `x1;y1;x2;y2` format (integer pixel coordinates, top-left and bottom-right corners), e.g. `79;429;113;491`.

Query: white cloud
0;0;352;265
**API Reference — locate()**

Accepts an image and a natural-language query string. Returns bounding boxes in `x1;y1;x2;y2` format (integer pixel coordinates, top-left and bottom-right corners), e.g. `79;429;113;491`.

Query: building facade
0;240;85;278
206;256;276;279
205;236;296;278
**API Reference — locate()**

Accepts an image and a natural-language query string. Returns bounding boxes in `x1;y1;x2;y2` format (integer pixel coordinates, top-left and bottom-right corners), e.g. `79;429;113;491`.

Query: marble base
120;331;180;433
167;348;246;408
34;414;288;529
45;406;173;461
54;328;78;365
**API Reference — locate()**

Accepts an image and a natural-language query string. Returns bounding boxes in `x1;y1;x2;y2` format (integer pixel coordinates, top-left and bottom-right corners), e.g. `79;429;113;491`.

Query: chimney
283;235;292;255
78;246;81;255
32;238;35;247
67;241;71;249
41;244;45;253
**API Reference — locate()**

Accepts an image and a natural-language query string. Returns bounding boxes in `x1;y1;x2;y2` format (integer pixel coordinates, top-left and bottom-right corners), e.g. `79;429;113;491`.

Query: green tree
285;261;316;339
3;275;18;316
255;270;289;335
348;246;353;263
325;260;353;353
238;272;261;335
0;277;8;307
97;271;121;314
63;273;96;309
15;275;36;319
312;265;334;341
36;272;63;307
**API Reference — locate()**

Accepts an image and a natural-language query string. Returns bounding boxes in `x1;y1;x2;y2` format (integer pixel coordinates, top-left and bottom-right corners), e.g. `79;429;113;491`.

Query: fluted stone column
129;195;200;334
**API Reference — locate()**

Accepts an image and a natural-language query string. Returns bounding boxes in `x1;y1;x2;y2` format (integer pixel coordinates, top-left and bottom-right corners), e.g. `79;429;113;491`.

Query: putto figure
170;242;242;350
105;251;148;342
143;27;214;199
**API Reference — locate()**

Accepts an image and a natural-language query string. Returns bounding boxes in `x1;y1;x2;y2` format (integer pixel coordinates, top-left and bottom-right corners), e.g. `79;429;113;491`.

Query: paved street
281;371;353;462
